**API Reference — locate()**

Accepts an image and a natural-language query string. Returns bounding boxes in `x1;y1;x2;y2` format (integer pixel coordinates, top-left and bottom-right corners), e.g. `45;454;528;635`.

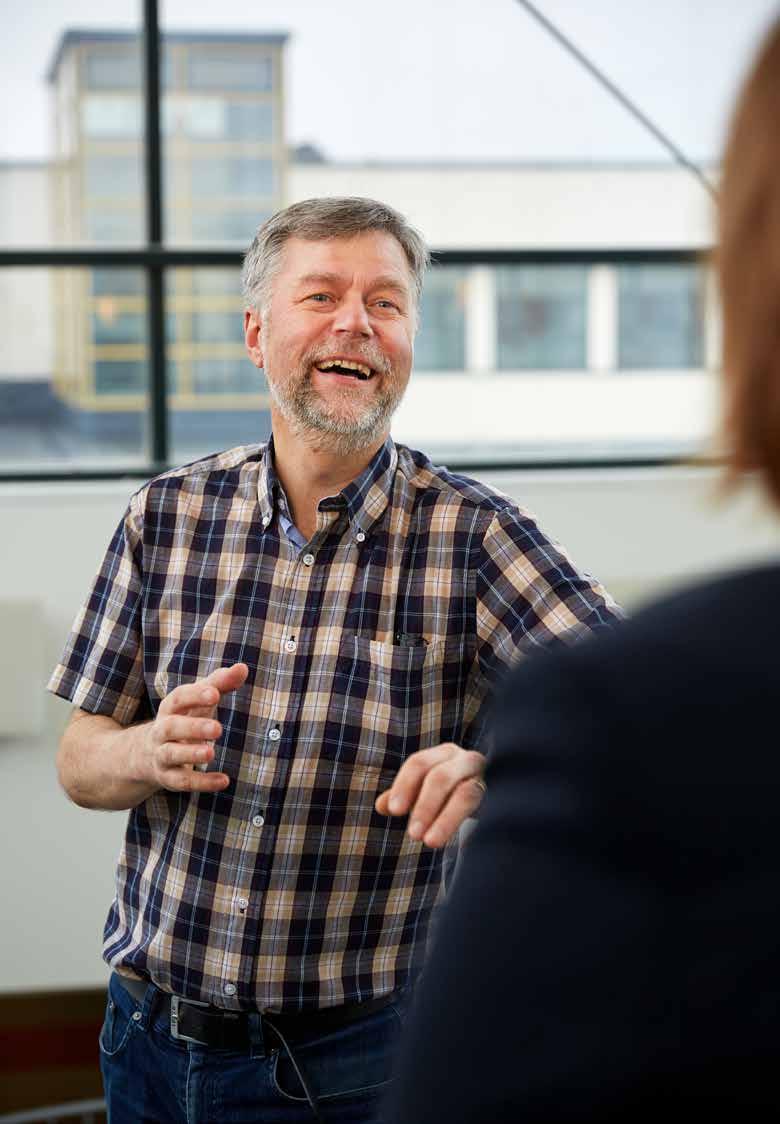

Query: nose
332;293;372;337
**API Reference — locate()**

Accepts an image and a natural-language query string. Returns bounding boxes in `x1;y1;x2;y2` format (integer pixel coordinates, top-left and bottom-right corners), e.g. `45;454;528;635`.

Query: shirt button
355;531;366;543
262;514;270;526
284;638;297;653
223;983;237;997
302;553;314;567
252;813;265;827
237;897;249;910
268;727;281;742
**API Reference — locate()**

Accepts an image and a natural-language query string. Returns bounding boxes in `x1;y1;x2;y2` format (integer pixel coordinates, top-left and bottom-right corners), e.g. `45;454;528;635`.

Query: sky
2;0;778;165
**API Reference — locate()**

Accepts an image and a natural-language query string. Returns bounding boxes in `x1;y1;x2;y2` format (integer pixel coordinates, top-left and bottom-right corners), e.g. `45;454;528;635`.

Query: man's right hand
130;663;249;794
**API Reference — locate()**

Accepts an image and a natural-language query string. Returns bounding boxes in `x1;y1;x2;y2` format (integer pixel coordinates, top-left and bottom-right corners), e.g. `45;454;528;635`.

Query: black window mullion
143;0;167;468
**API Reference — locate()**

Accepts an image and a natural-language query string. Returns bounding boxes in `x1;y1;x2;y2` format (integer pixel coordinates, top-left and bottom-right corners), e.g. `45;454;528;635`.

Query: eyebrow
295;272;410;298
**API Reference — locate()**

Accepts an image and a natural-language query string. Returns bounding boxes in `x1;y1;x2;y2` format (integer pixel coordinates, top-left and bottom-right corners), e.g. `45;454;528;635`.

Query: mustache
303;344;393;376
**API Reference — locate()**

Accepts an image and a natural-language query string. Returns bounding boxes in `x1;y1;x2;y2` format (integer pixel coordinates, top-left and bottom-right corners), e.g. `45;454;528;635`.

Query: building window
85;47;141;90
92;308;145;345
190;209;271;244
415;267;467;371
497;266;588;369
94;360;145;394
190;157;275;198
618;264;705;369
85;155;143;198
82;95;142;139
192;358;259;394
86;211;143;244
192;310;245;344
187;52;273;92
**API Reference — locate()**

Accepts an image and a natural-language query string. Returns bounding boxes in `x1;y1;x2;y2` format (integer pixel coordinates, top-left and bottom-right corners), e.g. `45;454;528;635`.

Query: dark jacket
386;563;780;1121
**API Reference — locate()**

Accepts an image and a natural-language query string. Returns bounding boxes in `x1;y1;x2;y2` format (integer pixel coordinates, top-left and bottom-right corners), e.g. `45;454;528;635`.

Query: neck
270;409;387;542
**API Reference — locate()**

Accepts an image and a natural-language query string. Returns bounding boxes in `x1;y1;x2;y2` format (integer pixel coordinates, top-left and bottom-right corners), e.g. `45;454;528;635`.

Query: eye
374;299;400;311
306;293;332;303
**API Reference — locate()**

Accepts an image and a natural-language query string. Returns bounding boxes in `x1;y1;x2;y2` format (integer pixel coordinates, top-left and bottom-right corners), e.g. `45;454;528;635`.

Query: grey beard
266;357;406;456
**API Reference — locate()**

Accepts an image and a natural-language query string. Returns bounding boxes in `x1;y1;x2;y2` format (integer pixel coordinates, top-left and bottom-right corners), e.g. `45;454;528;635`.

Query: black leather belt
116;973;397;1052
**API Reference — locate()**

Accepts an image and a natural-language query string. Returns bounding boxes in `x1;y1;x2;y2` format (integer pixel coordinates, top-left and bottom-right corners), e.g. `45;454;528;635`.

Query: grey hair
241;196;430;318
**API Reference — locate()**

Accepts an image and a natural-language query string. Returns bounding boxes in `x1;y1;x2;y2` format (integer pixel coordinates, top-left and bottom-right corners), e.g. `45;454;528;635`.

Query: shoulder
129;443;266;515
394;443;540;532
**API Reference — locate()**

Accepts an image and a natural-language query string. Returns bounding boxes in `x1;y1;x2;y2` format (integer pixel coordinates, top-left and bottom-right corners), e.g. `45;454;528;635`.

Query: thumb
205;662;250;696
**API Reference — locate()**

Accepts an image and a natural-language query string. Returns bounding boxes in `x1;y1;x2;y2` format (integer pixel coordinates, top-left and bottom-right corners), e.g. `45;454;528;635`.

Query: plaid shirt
48;438;619;1013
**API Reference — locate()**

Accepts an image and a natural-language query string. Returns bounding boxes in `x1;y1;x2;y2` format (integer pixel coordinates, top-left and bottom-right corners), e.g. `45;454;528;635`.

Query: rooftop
46;28;290;82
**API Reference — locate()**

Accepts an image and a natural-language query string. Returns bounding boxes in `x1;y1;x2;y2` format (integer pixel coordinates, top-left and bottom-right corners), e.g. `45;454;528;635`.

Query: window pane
1;17;143;247
166;267;269;464
160;35;286;247
189;209;268;244
226;102;274;142
0;267;149;468
497;266;587;369
85;154;143;197
415;266;467;371
82;95;142;138
85;44;142;90
92;307;145;344
618;264;705;368
187;51;273;92
162;97;274;142
190;157;275;198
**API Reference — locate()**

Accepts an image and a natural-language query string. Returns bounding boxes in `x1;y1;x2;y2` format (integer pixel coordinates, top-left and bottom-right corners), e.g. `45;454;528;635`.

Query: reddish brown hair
719;18;780;503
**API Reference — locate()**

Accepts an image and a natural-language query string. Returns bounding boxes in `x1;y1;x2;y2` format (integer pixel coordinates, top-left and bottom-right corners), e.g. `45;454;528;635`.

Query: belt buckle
170;994;211;1046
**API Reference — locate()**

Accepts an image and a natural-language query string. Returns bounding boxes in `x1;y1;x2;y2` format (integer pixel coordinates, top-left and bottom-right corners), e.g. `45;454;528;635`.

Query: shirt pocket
329;632;447;771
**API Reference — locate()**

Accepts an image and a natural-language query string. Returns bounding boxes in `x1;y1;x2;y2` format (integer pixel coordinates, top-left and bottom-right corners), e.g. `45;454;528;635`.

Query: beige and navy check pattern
48;438;619;1012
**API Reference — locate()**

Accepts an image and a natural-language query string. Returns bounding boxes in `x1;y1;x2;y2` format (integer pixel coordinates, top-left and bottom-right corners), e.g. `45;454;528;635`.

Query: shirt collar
256;435;397;537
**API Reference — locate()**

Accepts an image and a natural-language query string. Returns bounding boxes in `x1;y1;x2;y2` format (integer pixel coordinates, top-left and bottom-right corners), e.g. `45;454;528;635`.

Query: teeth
318;359;372;377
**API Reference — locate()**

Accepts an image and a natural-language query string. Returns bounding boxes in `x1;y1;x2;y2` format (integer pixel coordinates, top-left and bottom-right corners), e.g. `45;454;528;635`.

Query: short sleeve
475;506;620;685
47;492;148;725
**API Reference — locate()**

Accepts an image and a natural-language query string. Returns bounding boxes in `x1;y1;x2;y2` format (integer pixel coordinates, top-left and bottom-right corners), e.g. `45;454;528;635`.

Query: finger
420;778;486;849
375;745;456;817
159;741;216;769
160;766;230;793
406;752;483;840
157;715;222;746
161;680;220;716
205;662;249;695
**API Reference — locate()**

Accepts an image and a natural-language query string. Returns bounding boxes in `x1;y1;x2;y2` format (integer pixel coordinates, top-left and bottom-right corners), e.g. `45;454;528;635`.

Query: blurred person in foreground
386;19;780;1123
48;195;618;1123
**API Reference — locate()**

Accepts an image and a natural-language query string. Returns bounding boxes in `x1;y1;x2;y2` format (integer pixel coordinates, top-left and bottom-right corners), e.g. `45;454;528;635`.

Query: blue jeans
99;973;407;1123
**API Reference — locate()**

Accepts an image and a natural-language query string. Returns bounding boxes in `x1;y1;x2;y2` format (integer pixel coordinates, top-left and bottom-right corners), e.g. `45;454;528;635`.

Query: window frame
0;0;713;482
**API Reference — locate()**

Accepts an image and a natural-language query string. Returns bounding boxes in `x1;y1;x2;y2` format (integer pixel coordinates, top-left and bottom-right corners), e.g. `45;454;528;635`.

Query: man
49;196;618;1123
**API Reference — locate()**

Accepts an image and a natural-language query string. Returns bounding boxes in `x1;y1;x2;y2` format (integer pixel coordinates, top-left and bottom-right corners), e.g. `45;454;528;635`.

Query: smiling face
244;231;416;454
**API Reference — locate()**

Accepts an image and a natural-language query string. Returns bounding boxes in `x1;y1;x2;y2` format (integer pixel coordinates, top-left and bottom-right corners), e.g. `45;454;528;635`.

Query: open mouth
314;359;374;382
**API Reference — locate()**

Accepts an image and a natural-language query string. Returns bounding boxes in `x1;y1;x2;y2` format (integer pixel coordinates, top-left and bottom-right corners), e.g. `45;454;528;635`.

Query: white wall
289;163;716;249
1;465;778;994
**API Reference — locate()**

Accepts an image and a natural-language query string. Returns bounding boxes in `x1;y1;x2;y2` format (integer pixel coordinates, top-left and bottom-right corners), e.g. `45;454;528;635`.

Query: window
85;46;141;90
415;267;467;371
190;157;275;198
618;264;705;369
92;307;145;344
497;266;588;370
82;95;142;138
192;358;260;394
85;155;143;198
187;52;273;92
226;102;274;142
95;359;146;394
190;210;270;244
192;310;245;344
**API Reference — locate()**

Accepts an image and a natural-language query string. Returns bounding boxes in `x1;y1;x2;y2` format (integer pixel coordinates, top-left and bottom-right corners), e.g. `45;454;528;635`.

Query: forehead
276;231;413;291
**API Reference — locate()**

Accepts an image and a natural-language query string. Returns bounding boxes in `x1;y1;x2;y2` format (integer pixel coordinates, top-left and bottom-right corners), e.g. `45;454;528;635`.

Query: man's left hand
375;743;486;848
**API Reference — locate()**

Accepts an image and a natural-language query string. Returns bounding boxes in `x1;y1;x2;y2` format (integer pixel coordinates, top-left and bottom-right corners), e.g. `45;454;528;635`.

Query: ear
244;309;264;369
